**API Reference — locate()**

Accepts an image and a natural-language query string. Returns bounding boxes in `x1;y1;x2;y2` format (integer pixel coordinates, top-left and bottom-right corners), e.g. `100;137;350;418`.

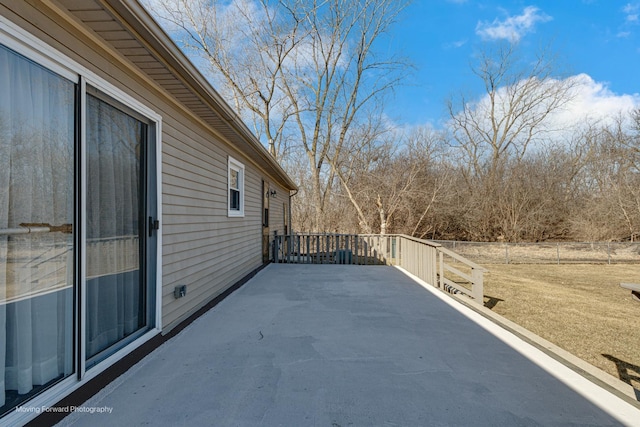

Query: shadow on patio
58;264;640;426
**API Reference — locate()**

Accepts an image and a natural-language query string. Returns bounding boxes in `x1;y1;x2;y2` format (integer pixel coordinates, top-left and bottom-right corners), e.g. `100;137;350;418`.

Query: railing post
472;267;484;302
438;250;444;289
373;236;379;265
385;236;390;264
364;238;369;265
286;234;290;263
285;234;289;263
354;236;359;265
326;234;330;264
391;236;397;265
346;235;351;265
274;234;279;263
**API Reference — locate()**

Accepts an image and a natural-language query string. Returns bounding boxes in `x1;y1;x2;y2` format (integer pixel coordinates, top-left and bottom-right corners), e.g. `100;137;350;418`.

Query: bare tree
445;42;578;241
573;114;640;241
148;0;410;231
332;126;450;235
447;42;577;182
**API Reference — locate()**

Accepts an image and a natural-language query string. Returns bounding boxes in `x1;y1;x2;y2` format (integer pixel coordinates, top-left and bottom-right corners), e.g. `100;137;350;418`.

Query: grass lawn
482;263;640;389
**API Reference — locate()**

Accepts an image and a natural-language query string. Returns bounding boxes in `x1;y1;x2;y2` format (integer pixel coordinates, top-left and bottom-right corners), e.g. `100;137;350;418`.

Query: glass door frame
80;82;159;370
77;76;162;380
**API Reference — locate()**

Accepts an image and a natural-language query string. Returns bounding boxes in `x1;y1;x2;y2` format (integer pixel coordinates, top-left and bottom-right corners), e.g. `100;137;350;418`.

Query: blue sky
145;0;640;132
388;0;640;126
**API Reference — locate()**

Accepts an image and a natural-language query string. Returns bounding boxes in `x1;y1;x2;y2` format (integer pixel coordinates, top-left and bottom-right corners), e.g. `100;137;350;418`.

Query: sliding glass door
0;41;158;416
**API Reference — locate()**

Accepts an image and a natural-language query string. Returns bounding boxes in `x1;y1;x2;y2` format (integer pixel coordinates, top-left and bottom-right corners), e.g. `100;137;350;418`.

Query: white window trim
228;156;245;217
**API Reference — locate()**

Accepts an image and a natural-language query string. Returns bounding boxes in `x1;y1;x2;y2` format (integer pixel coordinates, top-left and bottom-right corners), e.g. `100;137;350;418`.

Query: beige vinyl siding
158;104;268;329
2;1;291;332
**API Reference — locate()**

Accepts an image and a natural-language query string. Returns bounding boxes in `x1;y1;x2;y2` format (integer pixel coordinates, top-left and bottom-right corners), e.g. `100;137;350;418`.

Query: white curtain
0;45;74;409
85;93;144;360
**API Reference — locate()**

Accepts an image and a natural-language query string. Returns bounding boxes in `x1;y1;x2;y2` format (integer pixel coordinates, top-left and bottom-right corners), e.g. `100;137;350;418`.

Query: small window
228;157;245;217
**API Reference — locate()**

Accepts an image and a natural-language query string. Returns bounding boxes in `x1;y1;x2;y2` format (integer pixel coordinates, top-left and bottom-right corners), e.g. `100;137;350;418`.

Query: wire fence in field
432;240;640;265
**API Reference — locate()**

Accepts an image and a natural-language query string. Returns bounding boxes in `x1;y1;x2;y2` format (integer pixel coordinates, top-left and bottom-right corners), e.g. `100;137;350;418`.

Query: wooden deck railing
273;233;487;303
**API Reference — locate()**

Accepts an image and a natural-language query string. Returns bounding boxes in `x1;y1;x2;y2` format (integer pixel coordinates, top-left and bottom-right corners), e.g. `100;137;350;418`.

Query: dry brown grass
483;263;640;389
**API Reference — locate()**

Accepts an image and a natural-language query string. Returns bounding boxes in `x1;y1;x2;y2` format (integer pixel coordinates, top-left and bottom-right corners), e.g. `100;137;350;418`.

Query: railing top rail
289;233;443;249
437;245;488;271
290;233;357;238
390;234;442;248
292;232;376;237
433;239;640;246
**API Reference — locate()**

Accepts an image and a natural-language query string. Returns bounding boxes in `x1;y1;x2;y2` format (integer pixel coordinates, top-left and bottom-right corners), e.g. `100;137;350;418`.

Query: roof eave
103;0;297;191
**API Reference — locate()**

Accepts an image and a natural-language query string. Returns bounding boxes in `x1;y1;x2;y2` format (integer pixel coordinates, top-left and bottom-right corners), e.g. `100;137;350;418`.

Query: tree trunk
377;194;387;235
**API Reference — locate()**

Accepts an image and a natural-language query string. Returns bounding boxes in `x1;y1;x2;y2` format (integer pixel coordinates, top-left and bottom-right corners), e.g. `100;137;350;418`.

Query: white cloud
448;74;640;148
551;74;640;129
623;3;640;22
476;6;552;43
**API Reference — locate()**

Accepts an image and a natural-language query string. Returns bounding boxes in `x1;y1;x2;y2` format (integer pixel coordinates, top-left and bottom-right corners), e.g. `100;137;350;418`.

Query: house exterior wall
0;1;293;422
160;116;277;330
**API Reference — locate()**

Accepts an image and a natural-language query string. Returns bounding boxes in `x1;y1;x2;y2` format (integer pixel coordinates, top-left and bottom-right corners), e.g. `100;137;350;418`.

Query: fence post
505;243;509;264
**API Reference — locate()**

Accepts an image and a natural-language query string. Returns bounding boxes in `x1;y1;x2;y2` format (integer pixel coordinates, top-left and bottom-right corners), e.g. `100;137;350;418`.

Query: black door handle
149;216;160;237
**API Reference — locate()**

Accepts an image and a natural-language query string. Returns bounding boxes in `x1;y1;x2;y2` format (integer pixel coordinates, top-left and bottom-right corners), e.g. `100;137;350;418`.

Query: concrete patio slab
58;264;640;426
